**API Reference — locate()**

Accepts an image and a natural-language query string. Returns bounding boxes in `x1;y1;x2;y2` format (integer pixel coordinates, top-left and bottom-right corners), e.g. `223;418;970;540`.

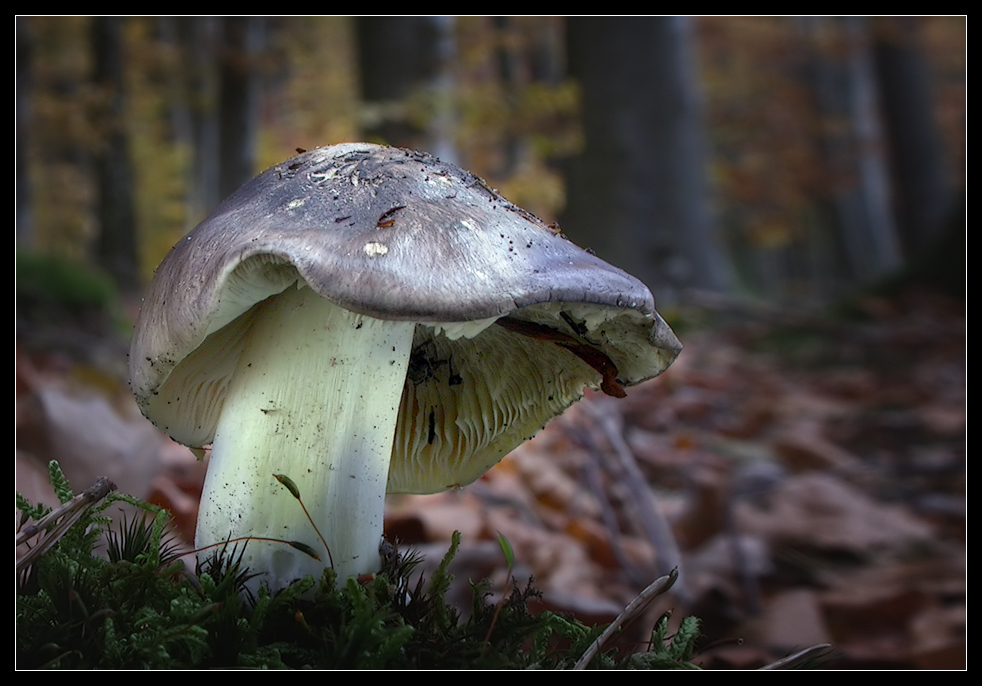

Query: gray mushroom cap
130;143;681;493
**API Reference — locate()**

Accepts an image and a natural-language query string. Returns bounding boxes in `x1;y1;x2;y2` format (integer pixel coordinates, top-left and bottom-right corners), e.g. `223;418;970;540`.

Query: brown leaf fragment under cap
495;317;626;398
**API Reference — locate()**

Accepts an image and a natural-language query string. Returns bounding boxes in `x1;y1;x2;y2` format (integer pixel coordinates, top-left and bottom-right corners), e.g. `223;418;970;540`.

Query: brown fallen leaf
736;473;933;553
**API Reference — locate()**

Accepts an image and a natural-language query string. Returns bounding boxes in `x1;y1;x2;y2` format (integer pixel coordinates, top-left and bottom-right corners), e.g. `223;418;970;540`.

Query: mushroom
129;143;681;591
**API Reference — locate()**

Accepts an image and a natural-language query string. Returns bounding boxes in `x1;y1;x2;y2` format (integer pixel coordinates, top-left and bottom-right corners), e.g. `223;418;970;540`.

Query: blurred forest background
16;16;965;669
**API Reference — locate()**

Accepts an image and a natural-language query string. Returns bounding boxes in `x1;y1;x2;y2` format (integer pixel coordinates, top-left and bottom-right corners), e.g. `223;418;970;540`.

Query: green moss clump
17;462;702;669
16;251;130;342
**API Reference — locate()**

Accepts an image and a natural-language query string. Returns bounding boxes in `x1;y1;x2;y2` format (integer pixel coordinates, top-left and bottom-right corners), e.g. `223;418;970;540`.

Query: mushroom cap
130;143;681;492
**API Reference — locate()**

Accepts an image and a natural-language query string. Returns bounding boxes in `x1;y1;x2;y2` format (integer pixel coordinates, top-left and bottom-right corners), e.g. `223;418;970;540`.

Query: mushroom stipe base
198;283;415;587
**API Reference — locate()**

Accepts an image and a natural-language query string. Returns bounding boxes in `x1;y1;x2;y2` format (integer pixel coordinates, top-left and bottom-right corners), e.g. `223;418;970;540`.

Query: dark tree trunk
562;17;731;303
17;17;33;249
873;17;952;260
798;16;903;289
355;16;458;163
183;17;222;221
217;16;264;201
90;16;139;292
492;16;522;178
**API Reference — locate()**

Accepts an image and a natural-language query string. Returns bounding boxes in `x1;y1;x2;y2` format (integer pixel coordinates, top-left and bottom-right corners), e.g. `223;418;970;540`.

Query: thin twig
566;418;651;587
16;476;117;573
759;643;834;670
574;569;678;670
581;400;687;601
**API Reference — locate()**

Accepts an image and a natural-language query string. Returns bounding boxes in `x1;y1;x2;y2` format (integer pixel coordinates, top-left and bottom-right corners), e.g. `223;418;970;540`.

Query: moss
16;251;129;341
17;462;702;669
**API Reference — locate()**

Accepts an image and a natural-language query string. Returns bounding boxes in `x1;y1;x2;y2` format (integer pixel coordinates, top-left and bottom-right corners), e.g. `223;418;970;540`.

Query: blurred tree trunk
183;17;222;222
799;16;903;288
17;17;33;249
872;17;952;260
355;16;458;163
154;17;199;232
485;17;566;181
156;18;195;166
90;16;139;293
562;17;732;303
492;16;522;177
217;16;265;200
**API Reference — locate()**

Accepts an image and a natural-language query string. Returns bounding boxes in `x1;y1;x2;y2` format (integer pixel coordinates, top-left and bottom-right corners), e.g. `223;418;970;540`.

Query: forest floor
16;287;965;669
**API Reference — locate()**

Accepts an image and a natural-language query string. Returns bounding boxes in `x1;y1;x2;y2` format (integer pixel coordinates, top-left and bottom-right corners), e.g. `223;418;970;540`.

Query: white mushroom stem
195;282;415;589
